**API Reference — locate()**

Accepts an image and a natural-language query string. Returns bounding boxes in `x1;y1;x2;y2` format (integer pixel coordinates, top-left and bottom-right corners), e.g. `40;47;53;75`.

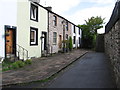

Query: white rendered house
0;0;48;60
76;26;82;48
71;24;82;48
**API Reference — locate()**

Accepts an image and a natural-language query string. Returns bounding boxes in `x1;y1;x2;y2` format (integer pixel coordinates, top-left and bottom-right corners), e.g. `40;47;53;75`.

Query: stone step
6;54;19;62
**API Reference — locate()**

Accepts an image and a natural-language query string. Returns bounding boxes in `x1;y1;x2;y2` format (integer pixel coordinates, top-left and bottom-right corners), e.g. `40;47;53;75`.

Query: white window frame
31;29;36;44
30;27;38;46
53;32;57;44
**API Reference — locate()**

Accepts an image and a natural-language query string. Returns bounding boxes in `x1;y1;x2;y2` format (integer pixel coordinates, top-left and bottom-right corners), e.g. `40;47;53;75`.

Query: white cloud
81;0;116;4
41;0;81;14
64;5;114;24
41;0;116;33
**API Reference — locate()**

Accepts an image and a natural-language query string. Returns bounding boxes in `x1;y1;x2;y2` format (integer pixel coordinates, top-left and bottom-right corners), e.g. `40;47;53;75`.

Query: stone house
47;8;73;54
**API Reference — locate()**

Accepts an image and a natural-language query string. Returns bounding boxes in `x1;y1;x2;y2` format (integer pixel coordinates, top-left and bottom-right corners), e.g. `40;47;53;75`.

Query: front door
5;28;16;55
6;29;14;54
59;35;62;49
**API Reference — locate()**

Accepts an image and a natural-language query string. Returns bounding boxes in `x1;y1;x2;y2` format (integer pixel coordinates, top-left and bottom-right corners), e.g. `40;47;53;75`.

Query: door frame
59;35;62;49
5;25;17;58
41;31;47;54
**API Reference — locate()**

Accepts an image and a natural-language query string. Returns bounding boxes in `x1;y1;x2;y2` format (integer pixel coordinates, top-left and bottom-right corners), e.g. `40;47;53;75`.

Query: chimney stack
29;0;40;3
45;6;52;11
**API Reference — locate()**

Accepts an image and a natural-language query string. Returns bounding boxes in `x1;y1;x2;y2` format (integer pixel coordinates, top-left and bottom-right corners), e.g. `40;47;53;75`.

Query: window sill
30;44;38;46
30;18;38;22
53;43;57;45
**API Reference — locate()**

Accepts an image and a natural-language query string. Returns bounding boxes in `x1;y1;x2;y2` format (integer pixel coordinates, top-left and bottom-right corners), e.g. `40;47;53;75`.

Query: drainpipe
62;21;66;53
47;11;49;54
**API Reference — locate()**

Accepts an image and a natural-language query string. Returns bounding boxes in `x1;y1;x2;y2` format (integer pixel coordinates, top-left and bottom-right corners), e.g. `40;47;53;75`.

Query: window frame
66;22;68;31
53;15;57;26
66;34;68;40
73;36;76;44
74;26;76;33
53;32;57;45
30;3;38;22
79;37;81;44
30;27;38;46
79;28;81;35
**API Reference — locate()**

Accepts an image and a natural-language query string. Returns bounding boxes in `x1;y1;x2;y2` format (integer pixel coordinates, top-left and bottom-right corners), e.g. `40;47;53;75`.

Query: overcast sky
1;0;116;33
41;0;116;33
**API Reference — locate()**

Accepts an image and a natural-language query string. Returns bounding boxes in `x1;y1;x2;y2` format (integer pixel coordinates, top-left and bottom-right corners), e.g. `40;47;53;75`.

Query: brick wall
104;20;120;88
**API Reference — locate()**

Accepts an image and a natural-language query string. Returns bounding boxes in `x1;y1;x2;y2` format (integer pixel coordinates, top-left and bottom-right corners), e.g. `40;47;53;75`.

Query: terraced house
0;0;82;61
72;24;82;49
0;0;48;60
46;7;71;54
46;7;82;54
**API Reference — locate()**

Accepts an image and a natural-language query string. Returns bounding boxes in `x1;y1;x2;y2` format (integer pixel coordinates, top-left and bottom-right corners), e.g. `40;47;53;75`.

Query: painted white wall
0;1;17;57
76;27;81;48
17;1;48;59
71;24;76;48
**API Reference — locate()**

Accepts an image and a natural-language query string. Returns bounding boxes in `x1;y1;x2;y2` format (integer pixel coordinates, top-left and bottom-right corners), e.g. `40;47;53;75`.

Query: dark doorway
41;32;47;56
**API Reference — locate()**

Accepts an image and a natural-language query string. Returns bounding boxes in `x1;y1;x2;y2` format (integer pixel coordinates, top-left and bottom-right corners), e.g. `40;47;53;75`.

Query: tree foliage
69;36;73;51
78;16;105;49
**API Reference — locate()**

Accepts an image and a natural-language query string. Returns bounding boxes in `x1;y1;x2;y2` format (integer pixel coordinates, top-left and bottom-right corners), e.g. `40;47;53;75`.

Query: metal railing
17;44;28;60
6;44;28;61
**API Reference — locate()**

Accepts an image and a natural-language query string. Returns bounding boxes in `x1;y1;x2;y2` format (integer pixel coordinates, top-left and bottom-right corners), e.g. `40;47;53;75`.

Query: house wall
65;22;72;40
71;24;76;48
17;1;48;59
76;27;79;48
71;25;82;48
0;1;17;57
48;12;64;53
76;27;81;48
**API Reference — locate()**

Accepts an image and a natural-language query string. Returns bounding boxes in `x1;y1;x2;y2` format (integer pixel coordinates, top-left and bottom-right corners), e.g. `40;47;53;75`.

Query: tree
78;16;105;49
85;16;105;34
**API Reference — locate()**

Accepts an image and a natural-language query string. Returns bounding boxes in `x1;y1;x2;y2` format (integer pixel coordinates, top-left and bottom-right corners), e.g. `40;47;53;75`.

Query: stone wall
104;19;120;88
96;34;104;52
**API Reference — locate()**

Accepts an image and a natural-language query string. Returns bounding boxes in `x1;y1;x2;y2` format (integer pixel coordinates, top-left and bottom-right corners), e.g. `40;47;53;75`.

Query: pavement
47;52;116;88
2;49;89;86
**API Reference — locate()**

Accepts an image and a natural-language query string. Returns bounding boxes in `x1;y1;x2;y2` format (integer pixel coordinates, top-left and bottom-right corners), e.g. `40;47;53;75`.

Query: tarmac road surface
47;52;116;88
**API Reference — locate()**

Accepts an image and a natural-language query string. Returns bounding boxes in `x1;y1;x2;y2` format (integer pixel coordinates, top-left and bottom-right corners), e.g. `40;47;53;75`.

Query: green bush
16;61;25;68
25;59;32;65
2;59;32;71
11;62;19;69
2;67;10;71
11;61;25;69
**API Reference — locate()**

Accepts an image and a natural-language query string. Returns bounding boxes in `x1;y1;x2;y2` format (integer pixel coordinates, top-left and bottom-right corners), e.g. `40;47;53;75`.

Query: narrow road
47;52;116;88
